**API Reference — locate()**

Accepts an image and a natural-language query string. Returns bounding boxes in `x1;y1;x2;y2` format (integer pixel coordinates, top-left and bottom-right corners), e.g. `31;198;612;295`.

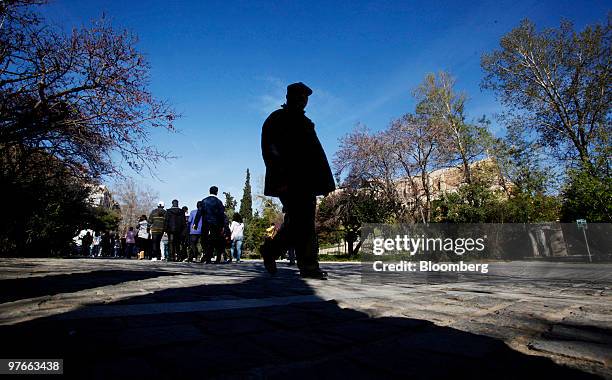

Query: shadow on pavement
0;270;175;303
0;264;601;379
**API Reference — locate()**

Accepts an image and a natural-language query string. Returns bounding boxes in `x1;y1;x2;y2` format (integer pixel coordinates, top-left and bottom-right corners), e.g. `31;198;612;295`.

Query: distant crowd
77;186;247;263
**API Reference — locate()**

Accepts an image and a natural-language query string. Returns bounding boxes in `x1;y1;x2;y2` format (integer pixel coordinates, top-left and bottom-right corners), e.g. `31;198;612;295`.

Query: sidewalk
0;258;610;379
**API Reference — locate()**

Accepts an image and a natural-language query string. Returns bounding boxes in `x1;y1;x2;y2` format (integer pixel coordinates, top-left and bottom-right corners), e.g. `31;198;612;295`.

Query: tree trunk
347;235;355;256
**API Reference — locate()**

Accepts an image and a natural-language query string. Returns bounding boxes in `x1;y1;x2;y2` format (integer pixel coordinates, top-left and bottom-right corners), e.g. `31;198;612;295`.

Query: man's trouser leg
189;234;200;261
146;238;152;259
235;239;243;261
202;225;215;263
175;233;183;261
231;239;239;260
180;234;189;261
288;247;296;264
151;233;163;260
136;238;145;258
212;226;224;263
177;233;186;261
168;233;181;261
278;195;319;272
167;233;174;261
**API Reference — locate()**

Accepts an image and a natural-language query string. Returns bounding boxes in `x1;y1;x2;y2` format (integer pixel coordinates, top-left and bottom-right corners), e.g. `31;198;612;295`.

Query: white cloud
252;76;348;133
252;76;286;115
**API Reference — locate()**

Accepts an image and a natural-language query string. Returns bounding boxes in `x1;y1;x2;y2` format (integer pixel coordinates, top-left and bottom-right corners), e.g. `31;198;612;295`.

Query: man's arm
262;113;293;194
219;199;226;225
261;113;287;171
163;211;169;233
188;211;194;228
193;201;204;229
180;211;187;232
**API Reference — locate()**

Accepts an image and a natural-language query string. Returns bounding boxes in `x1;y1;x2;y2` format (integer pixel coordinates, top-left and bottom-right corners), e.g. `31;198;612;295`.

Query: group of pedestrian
80;230;131;258
80;189;245;263
127;187;245;263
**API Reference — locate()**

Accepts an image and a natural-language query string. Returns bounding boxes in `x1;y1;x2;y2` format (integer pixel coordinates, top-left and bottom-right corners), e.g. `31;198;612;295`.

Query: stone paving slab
0;258;610;379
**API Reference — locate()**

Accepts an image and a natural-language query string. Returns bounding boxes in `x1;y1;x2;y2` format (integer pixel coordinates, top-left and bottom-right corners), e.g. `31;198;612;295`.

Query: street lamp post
576;219;592;263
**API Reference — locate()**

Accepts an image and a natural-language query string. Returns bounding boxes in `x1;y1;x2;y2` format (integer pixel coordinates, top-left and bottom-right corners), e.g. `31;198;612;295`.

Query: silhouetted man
261;82;335;279
81;231;93;257
164;199;186;261
180;205;190;261
193;186;226;264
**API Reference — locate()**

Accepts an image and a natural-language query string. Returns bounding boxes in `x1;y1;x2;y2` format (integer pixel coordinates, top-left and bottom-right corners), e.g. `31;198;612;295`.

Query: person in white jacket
229;213;245;262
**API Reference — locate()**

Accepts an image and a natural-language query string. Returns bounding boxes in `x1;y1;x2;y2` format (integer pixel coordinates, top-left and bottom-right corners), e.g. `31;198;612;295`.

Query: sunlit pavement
0;258;610;379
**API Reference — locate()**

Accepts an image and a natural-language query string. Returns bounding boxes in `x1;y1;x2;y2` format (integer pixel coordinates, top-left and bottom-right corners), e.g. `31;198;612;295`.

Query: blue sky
40;0;610;211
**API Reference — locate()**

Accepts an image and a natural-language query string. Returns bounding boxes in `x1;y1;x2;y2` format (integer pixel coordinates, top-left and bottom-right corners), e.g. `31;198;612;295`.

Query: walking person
223;221;232;263
193;186;226;264
108;232;115;257
187;201;203;262
100;231;111;257
125;227;136;259
260;82;335;279
120;235;127;258
112;232;121;258
136;215;149;259
149;201;166;260
82;231;93;257
229;213;245;262
92;231;101;257
287;247;296;266
180;206;190;261
164;199;186;262
161;232;169;261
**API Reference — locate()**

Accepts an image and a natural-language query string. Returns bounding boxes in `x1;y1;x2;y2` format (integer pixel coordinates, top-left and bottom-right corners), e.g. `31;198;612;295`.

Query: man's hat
287;82;312;96
158;201;165;207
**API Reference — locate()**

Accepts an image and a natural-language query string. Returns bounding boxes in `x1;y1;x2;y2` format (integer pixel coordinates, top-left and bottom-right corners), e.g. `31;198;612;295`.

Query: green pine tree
239;169;253;221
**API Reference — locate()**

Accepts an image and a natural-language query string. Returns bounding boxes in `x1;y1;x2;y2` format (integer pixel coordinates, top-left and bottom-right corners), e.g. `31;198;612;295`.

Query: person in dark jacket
149;201;166;260
260;82;335;279
100;231;111;257
164;199;186;262
81;231;93;257
193;186;226;264
180;206;190;261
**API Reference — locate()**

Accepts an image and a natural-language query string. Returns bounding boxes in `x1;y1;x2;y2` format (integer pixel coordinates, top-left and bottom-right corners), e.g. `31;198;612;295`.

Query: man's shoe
300;269;328;280
261;242;277;275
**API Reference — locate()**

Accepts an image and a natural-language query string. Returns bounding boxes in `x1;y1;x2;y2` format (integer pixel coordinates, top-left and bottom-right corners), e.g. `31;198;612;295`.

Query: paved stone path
0;258;610;379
